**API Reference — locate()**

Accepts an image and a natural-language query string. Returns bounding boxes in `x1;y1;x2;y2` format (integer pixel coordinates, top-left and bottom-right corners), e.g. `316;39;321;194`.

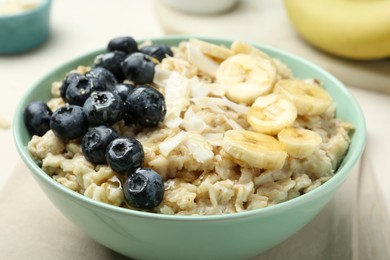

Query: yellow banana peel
284;0;390;60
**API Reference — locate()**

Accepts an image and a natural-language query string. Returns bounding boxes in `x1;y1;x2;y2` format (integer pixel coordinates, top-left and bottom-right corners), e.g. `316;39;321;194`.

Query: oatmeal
26;37;354;215
0;0;42;15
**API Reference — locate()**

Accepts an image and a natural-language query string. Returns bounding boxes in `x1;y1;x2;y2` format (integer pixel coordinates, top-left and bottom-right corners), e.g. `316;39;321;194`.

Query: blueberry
23;101;52;136
94;51;127;82
121;53;155;85
106;137;144;175
83;91;124;126
86;67;117;92
125;85;166;127
50;105;88;140
140;44;173;62
87;77;112;94
81;126;119;164
113;83;135;102
65;75;91;106
112;83;136;125
124;168;164;209
60;73;83;101
107;36;138;54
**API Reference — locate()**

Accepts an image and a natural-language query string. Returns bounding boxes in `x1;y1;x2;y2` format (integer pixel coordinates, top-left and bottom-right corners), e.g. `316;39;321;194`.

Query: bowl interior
0;0;51;18
13;35;366;220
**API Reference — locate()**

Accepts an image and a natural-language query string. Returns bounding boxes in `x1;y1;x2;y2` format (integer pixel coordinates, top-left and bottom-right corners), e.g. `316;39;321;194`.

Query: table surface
0;0;389;259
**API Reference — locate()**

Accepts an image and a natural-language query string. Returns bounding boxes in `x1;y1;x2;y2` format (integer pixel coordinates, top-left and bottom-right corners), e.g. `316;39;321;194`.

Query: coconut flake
153;66;172;87
164;71;191;103
164;98;189;128
187;43;219;78
190;97;249;114
159;131;187;157
208;83;227;97
188;75;226;98
203;133;224;147
222;115;244;130
190;77;210;98
185;133;214;163
181;107;206;133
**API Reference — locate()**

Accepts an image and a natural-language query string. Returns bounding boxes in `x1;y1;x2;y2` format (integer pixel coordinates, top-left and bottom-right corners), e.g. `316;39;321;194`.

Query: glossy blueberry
124;168;164;209
105;137;144;175
86;67;117;92
50;105;88;140
23;101;52;136
125;85;166;127
121;52;155;85
140;44;173;62
65;75;91;106
107;36;138;54
122;112;135;126
112;83;136;125
83;91;124;126
81;126;119;164
60;73;83;101
94;51;127;82
113;83;135;102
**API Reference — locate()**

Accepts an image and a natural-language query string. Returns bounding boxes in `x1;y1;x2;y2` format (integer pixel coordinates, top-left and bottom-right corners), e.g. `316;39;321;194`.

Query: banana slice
189;38;235;60
247;94;297;135
231;40;270;59
273;79;333;115
222;130;287;170
216;54;277;105
277;128;322;159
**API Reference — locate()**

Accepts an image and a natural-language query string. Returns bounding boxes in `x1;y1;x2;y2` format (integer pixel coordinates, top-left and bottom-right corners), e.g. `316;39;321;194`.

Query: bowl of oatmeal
0;0;52;54
13;35;365;259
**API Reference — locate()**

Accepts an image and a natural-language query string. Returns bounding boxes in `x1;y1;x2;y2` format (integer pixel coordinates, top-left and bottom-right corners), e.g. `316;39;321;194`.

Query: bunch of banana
284;0;390;60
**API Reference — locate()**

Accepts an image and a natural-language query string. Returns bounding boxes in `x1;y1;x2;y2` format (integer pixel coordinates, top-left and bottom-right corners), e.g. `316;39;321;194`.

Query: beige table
0;0;389;259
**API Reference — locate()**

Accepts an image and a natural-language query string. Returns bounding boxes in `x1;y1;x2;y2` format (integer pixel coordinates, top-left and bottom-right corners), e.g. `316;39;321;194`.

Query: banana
216;54;277;105
273;79;332;116
231;40;270;59
277;127;322;159
189;38;235;60
247;94;297;135
284;0;390;60
222;130;287;170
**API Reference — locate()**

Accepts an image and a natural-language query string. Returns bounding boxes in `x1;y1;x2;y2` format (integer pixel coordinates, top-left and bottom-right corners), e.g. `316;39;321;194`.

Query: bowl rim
13;35;366;221
0;0;51;19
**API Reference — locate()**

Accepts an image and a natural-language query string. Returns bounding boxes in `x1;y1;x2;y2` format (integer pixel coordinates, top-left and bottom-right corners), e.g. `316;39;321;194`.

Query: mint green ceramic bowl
0;0;52;54
13;36;366;260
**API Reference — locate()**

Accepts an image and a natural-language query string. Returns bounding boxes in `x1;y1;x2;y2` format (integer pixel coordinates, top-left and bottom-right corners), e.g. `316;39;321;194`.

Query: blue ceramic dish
0;0;52;54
